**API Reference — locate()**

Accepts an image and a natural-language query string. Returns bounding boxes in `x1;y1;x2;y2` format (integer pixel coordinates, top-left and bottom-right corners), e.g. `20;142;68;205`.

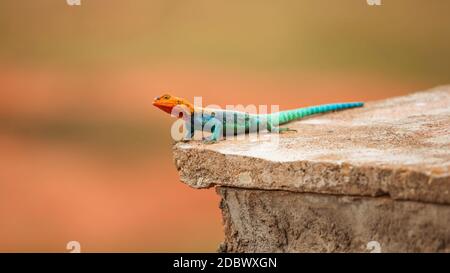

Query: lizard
153;94;363;143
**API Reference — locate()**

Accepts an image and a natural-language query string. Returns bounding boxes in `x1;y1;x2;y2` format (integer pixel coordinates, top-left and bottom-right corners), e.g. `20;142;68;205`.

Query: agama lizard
153;94;363;143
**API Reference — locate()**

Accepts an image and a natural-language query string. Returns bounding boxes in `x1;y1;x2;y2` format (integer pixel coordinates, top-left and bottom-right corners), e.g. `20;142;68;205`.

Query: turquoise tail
273;102;364;124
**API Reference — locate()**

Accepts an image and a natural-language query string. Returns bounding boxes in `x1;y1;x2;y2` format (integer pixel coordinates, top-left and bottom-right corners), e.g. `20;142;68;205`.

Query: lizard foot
279;128;297;134
202;137;218;144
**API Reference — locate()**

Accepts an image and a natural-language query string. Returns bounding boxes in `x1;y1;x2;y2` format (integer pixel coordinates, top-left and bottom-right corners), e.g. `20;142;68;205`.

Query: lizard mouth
153;101;175;114
152;99;168;107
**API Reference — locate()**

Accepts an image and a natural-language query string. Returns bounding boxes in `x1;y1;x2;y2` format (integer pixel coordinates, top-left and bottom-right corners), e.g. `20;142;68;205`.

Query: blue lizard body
184;102;364;143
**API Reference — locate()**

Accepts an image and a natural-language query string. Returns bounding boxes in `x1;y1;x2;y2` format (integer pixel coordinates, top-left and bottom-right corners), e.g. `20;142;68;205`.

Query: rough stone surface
173;86;450;204
217;187;450;253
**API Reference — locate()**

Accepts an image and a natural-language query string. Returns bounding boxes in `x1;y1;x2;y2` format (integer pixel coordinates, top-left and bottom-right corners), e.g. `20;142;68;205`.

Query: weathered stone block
173;86;450;252
217;187;449;253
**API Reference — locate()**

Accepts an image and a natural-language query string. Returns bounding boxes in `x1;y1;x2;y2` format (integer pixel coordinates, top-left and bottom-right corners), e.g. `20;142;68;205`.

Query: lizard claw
173;138;192;144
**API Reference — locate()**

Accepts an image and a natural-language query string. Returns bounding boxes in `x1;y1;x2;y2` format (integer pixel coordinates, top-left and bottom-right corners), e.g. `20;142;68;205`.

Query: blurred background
0;0;449;252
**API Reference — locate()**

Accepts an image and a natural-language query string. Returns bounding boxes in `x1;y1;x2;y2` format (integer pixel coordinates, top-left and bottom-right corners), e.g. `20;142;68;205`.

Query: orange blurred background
0;0;449;252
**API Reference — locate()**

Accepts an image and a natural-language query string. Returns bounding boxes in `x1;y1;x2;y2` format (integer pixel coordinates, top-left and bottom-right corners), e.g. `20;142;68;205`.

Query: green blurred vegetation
0;116;170;158
0;0;449;82
1;0;449;157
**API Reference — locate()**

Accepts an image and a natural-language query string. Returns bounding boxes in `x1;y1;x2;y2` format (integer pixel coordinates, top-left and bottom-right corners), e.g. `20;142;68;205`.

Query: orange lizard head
152;94;194;117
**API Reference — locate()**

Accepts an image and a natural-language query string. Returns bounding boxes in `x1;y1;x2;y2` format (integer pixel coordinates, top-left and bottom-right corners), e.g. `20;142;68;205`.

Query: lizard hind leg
266;122;297;134
278;127;297;133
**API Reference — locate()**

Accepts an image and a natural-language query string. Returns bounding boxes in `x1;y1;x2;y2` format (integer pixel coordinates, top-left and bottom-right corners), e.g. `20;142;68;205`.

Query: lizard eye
163;95;170;100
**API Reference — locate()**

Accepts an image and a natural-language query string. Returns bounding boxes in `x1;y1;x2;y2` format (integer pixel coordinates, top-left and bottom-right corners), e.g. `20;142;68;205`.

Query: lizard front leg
173;119;195;143
180;120;195;142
